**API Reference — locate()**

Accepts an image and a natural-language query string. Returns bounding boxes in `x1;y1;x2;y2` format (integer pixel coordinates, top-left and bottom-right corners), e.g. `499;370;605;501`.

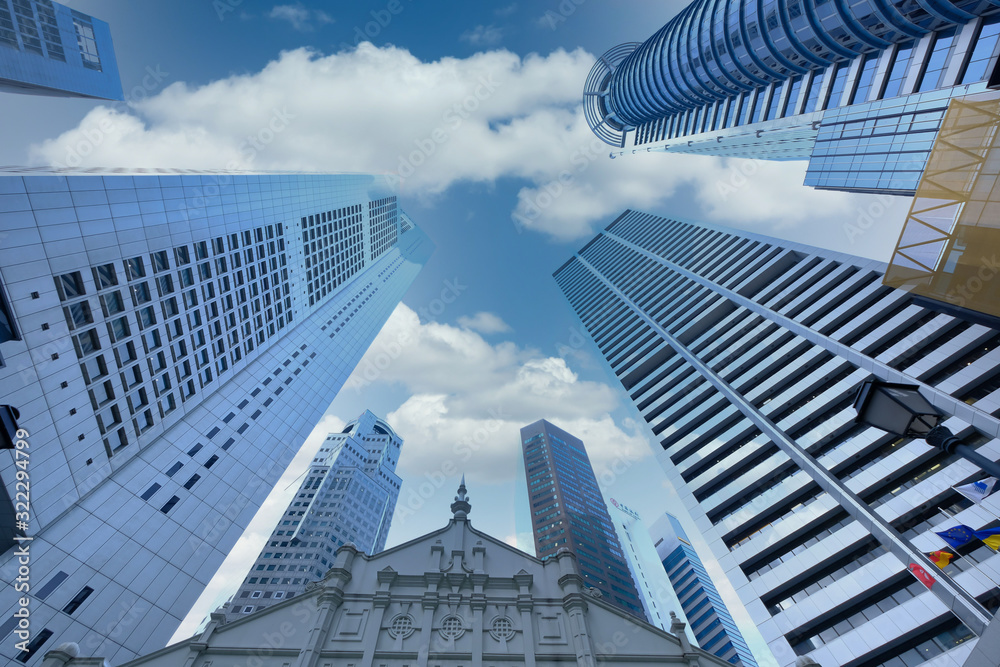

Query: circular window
490;616;515;641
439;615;465;640
388;614;415;639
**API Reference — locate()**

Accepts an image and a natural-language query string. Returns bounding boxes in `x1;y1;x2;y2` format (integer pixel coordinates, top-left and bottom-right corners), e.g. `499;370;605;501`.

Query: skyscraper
648;512;758;667
225;410;403;621
520;419;645;619
0;0;122;100
584;1;1000;194
554;209;1000;666
0;172;432;664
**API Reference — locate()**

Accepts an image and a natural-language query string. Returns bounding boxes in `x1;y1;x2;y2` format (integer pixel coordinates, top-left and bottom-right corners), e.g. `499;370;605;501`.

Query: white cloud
339;304;652;483
461;24;504;46
495;3;518;17
28;43;894;248
457;311;511;333
267;4;334;31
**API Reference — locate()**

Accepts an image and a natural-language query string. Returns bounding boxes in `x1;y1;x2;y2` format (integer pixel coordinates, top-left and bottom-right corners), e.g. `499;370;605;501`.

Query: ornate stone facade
43;482;730;667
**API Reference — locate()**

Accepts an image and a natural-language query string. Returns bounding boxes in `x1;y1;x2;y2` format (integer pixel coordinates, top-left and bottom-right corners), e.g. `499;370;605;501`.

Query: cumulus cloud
29;42;869;243
267;4;334;31
457;311;511;333
461;24;504;46
340;304;651;483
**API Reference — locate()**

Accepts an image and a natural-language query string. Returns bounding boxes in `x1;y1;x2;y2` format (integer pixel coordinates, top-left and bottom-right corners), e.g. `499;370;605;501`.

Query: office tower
649;513;758;667
554;209;1000;666
606;499;695;636
0;0;122;100
583;0;1000;194
0;172;433;665
520;419;645;619
64;482;736;667
225;410;403;621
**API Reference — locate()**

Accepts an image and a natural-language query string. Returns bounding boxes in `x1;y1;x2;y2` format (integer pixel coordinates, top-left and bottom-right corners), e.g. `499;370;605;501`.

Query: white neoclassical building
41;480;732;667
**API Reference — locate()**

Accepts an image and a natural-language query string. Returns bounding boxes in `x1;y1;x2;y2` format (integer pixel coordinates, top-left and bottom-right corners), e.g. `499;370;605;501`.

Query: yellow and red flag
926;550;957;569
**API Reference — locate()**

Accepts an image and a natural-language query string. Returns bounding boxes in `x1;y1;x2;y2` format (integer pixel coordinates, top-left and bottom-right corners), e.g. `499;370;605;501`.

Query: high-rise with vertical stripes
584;0;1000;194
0;172;432;664
520;419;645;620
555;209;1000;666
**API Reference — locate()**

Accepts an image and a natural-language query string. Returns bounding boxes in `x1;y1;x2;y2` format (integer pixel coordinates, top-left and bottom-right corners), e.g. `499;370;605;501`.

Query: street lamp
853;379;1000;479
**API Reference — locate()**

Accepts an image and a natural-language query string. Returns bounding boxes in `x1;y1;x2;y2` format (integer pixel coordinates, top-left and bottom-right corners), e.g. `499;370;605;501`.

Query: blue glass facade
520;419;645;619
585;3;1000;194
0;0;122;100
652;515;758;667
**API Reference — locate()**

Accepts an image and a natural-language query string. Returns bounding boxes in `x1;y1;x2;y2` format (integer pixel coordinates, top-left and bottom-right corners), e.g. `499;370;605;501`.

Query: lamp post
853;379;1000;479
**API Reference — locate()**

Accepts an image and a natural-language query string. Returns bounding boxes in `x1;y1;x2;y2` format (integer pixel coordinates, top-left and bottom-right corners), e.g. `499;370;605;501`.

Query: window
101;291;125;316
90;380;114;407
73;329;100;357
881;40;915;98
849;52;879;104
138;306;156;329
803;70;826;113
62;587;94;615
157;275;174;296
64;301;93;329
93;263;117;289
764;80;785;120
160;496;180;513
962;15;1000;84
124;257;145;280
824;63;850;109
205;455;219;469
81;355;108;383
918;27;958;91
15;628;52;663
140;484;160;500
131;281;151;306
109;316;130;342
187;443;203;456
55;272;85;301
183;474;200;489
151;251;170;273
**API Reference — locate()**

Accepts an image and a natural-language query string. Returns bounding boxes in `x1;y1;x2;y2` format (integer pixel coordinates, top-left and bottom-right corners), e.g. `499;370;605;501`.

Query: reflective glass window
961;15;1000;84
782;76;803;117
803;69;826;113
881;40;915;98
725;95;741;127
850;52;879;104
824;63;850;109
765;81;785;120
917;27;958;92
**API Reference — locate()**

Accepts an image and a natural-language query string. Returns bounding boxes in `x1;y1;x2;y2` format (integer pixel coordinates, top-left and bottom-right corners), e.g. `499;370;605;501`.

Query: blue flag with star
935;525;976;549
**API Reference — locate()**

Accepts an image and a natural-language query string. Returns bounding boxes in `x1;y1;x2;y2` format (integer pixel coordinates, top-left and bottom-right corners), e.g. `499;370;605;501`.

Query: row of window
633;16;1000;146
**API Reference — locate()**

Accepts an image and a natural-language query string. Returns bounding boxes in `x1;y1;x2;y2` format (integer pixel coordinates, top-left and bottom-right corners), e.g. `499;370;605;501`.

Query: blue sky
3;1;921;663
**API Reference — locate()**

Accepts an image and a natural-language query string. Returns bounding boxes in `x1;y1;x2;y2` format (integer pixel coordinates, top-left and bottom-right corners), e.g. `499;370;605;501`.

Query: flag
973;527;1000;551
926;550;957;569
908;563;936;589
953;477;998;504
935;524;976;549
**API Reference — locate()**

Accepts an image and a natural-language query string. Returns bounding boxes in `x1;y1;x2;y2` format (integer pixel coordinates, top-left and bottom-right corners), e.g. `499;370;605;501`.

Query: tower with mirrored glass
584;0;1000;194
0;172;432;665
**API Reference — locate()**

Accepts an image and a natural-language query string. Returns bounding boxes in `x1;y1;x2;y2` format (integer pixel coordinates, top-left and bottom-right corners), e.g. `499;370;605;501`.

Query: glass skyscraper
584;0;1000;194
0;172;432;664
0;0;122;100
225;410;402;621
520;419;645;619
555;209;1000;666
649;513;758;667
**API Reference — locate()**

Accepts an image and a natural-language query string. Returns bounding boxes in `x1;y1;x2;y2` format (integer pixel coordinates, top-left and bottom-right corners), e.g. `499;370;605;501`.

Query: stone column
294;545;355;667
361;568;397;666
556;550;596;667
514;571;536;667
416;572;442;667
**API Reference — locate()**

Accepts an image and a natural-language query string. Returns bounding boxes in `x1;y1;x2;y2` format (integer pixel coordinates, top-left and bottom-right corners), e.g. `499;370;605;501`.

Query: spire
451;476;471;519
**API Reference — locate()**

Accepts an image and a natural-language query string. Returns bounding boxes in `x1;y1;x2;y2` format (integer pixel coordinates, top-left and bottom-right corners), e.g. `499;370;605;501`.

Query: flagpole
936;508;1000;590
